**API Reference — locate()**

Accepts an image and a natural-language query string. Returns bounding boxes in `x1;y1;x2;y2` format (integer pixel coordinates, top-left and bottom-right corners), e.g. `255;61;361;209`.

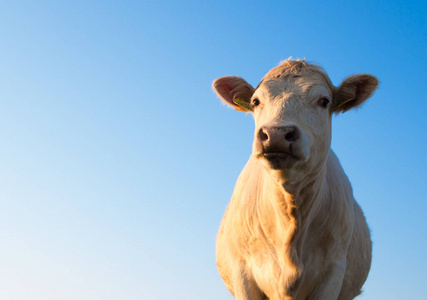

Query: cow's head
213;59;378;184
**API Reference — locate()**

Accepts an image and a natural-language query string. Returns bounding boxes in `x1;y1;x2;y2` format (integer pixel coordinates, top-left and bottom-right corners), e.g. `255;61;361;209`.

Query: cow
212;59;378;300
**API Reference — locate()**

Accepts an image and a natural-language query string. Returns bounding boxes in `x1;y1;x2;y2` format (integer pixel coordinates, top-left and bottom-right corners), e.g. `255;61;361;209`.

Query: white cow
213;59;378;300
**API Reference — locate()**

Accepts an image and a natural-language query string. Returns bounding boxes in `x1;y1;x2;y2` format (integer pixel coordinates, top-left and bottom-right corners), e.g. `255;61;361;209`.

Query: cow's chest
249;247;323;300
245;224;325;300
249;245;287;299
240;221;296;298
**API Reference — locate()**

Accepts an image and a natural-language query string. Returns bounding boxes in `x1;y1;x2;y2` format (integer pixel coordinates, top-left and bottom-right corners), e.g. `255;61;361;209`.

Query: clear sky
0;1;426;299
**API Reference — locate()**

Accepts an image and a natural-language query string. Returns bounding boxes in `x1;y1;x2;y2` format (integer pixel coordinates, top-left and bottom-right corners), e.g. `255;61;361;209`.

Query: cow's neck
262;163;328;287
268;164;327;219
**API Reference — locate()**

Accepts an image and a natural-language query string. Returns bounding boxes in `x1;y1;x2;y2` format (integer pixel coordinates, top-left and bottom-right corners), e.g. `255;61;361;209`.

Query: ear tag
233;97;253;112
332;97;354;111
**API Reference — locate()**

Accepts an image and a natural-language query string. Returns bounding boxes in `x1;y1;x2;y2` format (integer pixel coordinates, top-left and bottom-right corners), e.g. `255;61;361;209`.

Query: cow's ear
212;76;255;112
332;74;379;113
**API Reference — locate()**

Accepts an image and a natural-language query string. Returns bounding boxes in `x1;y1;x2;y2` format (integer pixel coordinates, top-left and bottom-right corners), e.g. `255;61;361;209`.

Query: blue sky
0;1;426;299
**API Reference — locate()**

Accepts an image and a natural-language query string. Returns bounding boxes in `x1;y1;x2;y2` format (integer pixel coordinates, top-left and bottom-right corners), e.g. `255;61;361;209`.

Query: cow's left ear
332;74;379;113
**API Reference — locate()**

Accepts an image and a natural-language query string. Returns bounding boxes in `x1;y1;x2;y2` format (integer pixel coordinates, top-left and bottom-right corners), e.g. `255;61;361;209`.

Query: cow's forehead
257;60;335;94
254;75;332;100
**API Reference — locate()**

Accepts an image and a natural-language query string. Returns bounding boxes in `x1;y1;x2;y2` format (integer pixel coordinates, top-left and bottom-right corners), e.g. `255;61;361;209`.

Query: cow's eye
252;98;260;107
318;97;330;109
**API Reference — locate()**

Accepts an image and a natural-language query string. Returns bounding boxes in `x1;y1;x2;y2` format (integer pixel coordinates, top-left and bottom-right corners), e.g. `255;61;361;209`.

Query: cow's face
213;60;378;183
250;74;333;181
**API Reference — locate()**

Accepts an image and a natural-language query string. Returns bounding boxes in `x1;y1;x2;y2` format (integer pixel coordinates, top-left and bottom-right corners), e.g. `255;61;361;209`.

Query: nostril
259;128;269;141
284;127;298;142
285;131;295;141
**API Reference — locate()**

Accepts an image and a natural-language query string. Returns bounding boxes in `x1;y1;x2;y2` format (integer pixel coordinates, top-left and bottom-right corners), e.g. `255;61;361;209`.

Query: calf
213;59;378;300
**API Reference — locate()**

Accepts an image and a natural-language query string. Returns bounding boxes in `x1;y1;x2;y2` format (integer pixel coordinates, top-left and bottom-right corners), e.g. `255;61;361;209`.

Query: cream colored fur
213;59;378;300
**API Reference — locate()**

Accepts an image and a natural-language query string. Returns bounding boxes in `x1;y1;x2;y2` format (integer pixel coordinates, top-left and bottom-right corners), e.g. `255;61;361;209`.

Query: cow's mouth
255;150;302;170
258;150;302;160
262;152;289;159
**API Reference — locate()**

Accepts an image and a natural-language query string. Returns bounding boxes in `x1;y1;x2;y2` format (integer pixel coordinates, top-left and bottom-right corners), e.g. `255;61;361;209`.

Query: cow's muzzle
254;124;309;163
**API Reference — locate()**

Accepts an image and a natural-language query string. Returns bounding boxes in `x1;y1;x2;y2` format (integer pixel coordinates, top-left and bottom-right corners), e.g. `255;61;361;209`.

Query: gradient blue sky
0;1;426;299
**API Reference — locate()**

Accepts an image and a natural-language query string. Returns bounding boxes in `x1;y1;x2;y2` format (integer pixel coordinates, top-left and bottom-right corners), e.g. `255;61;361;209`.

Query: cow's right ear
212;76;255;112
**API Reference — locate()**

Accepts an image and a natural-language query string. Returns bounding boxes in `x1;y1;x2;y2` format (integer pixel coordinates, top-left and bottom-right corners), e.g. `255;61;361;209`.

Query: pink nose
258;125;300;155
